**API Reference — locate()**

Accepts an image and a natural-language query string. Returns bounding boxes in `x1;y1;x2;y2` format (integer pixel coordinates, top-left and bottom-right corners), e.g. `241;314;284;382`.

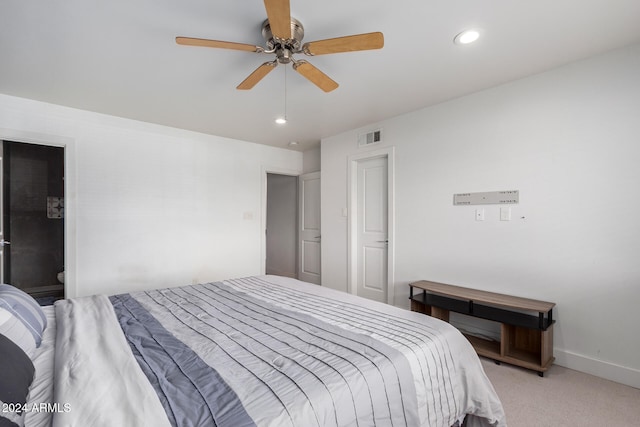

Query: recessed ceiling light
454;29;480;45
288;141;299;147
275;117;287;124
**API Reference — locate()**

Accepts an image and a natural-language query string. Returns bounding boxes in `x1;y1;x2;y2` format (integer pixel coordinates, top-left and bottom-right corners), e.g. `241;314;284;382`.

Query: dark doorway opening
2;141;65;302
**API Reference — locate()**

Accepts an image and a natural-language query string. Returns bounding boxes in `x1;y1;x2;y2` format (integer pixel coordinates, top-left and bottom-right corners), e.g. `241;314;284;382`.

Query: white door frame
347;147;395;305
0;128;76;297
260;166;302;276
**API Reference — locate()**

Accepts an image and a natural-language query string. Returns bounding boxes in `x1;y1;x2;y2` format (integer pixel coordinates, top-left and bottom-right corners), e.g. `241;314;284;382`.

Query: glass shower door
0;141;10;284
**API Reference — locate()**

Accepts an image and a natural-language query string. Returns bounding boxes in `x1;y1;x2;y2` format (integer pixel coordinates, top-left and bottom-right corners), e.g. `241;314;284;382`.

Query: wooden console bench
409;280;555;376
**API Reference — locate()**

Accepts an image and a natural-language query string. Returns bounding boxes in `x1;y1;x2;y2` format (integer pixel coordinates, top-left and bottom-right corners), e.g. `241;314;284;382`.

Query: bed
1;276;506;427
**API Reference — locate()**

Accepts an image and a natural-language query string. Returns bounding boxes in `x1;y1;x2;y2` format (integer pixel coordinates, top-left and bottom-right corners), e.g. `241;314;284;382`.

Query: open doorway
1;140;65;302
265;173;298;278
264;171;321;284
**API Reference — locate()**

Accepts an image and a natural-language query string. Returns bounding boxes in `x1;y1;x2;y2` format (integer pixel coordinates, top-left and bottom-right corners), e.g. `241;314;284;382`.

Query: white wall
321;43;640;388
0;94;302;298
302;146;321;173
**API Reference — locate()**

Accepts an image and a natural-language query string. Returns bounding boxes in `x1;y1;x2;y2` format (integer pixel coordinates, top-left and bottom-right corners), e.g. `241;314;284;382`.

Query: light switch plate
500;207;511;221
475;208;485;221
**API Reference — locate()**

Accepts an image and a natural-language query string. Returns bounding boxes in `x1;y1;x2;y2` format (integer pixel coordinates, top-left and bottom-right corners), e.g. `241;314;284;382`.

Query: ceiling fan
176;0;384;92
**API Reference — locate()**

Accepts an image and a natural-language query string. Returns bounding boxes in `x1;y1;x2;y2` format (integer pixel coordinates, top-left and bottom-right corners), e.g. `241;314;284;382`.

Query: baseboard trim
449;317;640;389
416;312;640;389
554;349;640;389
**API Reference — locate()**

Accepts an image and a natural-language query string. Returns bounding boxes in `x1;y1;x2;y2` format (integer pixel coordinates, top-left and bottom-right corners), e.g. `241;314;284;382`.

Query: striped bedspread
52;276;505;427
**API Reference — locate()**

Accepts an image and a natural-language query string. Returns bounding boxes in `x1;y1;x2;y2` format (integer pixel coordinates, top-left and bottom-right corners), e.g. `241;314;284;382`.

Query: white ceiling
2;0;640;151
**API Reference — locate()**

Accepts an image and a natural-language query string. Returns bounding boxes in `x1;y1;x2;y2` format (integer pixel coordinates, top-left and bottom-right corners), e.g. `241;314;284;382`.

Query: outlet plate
500;207;511;221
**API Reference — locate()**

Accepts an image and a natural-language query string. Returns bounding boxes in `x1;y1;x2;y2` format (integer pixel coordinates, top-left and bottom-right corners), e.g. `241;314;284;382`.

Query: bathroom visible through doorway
1;140;65;302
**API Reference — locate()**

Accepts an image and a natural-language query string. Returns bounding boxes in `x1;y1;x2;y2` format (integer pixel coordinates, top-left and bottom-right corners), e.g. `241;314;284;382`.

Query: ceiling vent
358;129;382;147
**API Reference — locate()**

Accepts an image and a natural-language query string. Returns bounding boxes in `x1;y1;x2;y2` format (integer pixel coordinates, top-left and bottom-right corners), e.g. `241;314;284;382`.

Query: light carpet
481;358;640;426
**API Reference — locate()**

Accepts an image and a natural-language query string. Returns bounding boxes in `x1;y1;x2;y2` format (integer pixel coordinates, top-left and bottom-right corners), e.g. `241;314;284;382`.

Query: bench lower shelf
464;333;555;374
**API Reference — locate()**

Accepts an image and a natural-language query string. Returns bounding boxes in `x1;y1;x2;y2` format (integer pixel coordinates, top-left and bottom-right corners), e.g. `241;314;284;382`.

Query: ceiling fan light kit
176;0;384;92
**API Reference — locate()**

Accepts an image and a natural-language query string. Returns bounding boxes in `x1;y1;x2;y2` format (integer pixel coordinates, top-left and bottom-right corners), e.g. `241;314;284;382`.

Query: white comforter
51;275;505;427
52;296;170;427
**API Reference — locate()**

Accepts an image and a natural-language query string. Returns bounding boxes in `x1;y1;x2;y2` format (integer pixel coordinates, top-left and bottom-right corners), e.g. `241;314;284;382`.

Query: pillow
0;332;35;427
0;284;47;357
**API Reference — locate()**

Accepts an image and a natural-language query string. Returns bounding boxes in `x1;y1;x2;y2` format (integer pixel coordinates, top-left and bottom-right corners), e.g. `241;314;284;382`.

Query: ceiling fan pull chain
284;66;288;121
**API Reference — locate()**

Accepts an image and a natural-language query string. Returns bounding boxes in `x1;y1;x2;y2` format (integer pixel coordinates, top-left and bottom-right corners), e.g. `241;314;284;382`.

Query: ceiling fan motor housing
262;18;304;64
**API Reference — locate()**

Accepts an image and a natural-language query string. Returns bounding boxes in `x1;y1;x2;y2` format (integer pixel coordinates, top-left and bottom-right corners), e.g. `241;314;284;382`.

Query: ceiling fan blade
176;37;263;52
237;61;278;90
292;60;338;93
302;32;384;56
264;0;291;40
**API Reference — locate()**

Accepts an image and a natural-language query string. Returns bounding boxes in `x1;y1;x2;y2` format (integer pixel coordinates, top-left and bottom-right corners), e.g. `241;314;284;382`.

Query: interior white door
356;156;388;303
298;172;321;284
